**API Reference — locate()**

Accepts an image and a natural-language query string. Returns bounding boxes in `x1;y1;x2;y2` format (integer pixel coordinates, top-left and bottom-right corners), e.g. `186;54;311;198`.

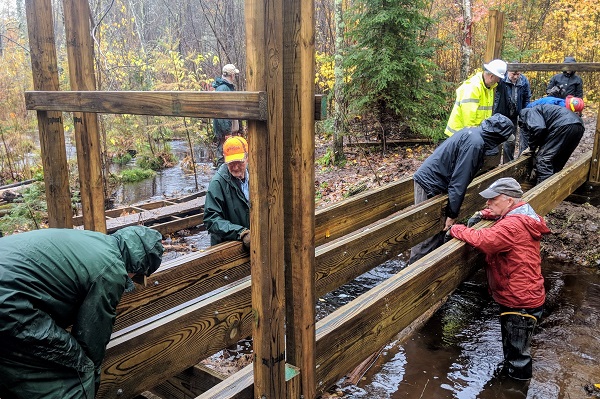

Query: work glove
529;168;537;182
240;229;251;250
467;211;483;227
546;86;560;96
444;229;453;243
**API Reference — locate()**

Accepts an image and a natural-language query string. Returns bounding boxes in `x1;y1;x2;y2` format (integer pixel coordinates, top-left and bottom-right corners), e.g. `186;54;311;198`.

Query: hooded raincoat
518;104;585;183
450;202;550;308
0;226;163;398
204;163;250;246
414;114;514;219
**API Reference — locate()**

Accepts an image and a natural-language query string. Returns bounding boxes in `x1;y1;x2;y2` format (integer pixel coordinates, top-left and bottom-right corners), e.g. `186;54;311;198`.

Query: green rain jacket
0;227;163;376
204;163;250;246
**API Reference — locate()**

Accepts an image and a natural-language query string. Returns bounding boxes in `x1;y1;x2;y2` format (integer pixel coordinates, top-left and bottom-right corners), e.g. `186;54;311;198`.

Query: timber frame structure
22;2;600;398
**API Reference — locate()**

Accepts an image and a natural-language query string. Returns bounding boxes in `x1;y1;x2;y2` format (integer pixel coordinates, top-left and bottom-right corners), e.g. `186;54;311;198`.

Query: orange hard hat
565;96;584;113
223;136;248;163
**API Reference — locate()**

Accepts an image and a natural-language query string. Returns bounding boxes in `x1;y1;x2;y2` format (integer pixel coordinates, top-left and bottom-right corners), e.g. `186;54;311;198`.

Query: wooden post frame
245;0;287;397
63;0;106;233
484;10;504;62
24;0;73;228
282;0;317;398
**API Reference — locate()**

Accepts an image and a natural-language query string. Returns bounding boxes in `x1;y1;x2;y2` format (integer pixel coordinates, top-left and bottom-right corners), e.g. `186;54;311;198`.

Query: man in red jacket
449;177;550;381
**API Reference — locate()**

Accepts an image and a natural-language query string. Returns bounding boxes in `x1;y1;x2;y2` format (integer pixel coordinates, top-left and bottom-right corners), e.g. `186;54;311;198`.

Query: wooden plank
25;91;268;121
63;0;106;233
149;365;227;398
114;242;250;332
99;278;254;399
73;193;206;225
104;197;205;233
245;0;286;396
24;0;72;228
484;10;504;62
508;62;600;72
282;0;317;397
195;364;253;399
315;178;414;245
25;91;325;122
589;107;600;183
150;214;205;237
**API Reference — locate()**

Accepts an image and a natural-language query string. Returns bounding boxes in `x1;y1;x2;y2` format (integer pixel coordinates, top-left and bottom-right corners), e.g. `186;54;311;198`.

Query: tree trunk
332;0;346;164
460;0;472;81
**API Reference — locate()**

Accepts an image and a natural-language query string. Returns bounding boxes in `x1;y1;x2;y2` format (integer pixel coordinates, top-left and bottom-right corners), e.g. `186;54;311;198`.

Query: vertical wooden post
24;0;73;228
63;0;107;233
589;107;600;183
283;0;317;397
484;10;504;62
245;0;286;397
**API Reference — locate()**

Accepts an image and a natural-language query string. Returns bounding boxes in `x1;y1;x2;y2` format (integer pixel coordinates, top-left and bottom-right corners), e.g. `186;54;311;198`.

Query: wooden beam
313;157;529;296
589;107;600;183
25;91;326;121
283;0;317;397
149;365;228;398
245;0;286;397
63;0;106;233
484;10;504;62
114;242;250;332
24;0;72;228
508;62;600;72
25;91;268;120
315;178;414;245
99;277;254;399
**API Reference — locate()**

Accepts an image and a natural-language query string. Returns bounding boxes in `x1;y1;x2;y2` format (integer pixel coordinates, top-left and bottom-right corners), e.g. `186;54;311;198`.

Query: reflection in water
339;260;600;399
110;140;213;205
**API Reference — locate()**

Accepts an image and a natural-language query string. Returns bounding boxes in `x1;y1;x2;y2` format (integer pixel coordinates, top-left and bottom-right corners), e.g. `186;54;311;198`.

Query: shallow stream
322;257;600;399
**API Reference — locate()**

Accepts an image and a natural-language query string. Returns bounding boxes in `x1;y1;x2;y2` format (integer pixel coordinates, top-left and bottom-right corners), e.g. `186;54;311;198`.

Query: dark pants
0;356;95;399
503;133;516;163
499;305;543;380
408;182;445;264
535;123;584;184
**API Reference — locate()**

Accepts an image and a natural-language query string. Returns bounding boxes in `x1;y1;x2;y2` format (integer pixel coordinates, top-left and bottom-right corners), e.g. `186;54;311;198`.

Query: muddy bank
543;202;600;267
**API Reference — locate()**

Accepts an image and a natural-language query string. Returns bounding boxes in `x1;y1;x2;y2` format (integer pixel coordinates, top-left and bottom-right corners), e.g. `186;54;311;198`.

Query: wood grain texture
25;91;268;120
24;0;72;228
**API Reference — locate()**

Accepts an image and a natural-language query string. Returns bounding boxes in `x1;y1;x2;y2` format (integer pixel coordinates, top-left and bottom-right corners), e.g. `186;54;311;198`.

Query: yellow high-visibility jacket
445;72;497;137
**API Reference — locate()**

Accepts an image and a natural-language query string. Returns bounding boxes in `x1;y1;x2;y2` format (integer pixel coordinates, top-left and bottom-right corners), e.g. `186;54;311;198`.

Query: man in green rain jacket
204;136;251;247
0;226;164;399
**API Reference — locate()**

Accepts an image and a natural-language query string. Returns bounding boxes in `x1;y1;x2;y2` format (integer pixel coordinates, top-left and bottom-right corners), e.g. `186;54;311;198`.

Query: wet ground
324;258;600;399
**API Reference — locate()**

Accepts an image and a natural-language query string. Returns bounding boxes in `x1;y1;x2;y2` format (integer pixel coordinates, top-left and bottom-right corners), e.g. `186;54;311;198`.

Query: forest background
0;0;599;230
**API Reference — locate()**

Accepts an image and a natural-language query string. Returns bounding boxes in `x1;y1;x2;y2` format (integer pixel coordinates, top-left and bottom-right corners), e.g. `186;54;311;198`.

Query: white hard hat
483;59;507;79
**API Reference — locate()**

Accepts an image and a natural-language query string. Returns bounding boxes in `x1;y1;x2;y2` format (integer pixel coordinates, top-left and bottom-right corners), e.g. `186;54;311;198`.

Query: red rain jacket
450;201;550;309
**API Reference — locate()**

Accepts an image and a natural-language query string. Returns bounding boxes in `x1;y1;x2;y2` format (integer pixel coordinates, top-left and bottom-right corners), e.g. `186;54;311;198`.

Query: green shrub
116;168;156;183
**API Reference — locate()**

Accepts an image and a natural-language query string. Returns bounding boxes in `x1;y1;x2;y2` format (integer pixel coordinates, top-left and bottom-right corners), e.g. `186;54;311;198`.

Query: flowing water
321;257;600;399
110;140;213;206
